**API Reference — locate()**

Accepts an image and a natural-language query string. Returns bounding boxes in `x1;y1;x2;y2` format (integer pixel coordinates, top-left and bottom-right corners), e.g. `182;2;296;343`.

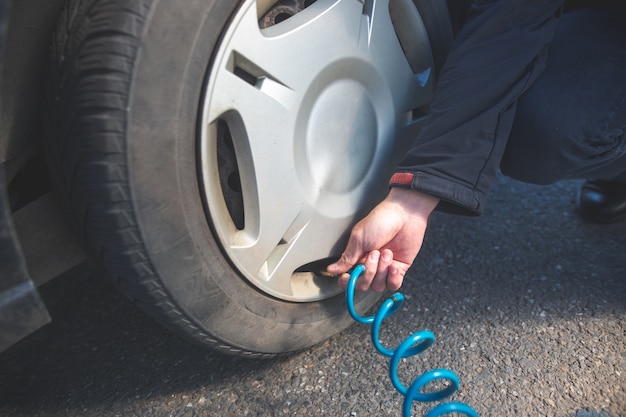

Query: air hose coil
346;264;479;417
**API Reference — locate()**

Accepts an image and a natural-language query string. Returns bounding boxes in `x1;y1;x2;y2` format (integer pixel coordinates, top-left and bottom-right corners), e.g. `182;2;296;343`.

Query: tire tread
44;0;272;357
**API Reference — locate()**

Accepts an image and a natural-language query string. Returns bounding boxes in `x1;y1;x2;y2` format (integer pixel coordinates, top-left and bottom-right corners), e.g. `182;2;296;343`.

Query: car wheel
44;0;453;357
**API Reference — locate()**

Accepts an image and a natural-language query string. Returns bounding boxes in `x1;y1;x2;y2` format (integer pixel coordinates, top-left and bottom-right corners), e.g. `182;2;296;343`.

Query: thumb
326;237;363;275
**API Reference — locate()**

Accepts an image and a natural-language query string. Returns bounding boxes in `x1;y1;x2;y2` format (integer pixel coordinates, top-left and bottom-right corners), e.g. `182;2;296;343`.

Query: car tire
43;0;453;357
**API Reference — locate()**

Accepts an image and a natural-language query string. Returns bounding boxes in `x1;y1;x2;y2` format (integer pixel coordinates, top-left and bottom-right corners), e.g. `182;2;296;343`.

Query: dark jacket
390;0;564;215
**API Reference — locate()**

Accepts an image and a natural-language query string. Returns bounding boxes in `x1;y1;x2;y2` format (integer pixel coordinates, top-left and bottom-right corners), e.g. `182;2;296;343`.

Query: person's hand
326;187;439;292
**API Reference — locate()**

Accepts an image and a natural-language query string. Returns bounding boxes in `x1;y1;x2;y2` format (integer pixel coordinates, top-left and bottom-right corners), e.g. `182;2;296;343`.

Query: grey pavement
0;176;624;417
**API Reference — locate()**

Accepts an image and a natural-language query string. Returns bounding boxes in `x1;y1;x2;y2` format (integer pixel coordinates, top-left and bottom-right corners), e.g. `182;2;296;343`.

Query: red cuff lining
389;172;414;186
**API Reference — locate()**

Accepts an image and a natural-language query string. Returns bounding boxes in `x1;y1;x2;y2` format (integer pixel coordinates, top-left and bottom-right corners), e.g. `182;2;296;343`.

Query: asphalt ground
0;176;624;417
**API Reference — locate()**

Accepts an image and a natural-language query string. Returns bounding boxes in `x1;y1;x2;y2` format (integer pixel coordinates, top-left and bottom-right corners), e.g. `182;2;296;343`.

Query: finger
386;263;406;292
355;250;380;292
336;272;351;289
371;249;393;293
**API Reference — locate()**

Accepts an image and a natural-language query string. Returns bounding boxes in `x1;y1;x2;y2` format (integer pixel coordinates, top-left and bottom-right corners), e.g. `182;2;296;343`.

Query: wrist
386;187;439;219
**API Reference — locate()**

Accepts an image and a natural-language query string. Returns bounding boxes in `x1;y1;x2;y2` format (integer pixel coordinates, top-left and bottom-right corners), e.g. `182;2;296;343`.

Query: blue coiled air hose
346;264;480;417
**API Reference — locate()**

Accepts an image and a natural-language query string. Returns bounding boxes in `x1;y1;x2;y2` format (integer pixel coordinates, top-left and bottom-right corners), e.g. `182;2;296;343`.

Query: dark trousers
501;6;626;184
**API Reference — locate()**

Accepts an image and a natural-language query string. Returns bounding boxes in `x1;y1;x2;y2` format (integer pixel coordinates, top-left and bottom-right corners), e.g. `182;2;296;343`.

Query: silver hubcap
200;0;435;302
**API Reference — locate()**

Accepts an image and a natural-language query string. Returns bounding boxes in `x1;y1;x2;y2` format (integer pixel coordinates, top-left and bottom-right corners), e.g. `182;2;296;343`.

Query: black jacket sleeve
391;0;564;215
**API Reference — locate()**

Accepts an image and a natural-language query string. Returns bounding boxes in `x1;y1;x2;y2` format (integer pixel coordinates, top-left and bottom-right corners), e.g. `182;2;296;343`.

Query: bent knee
502;123;626;184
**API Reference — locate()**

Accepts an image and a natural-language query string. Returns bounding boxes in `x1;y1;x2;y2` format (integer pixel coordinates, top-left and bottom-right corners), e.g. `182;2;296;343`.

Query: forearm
395;0;564;215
